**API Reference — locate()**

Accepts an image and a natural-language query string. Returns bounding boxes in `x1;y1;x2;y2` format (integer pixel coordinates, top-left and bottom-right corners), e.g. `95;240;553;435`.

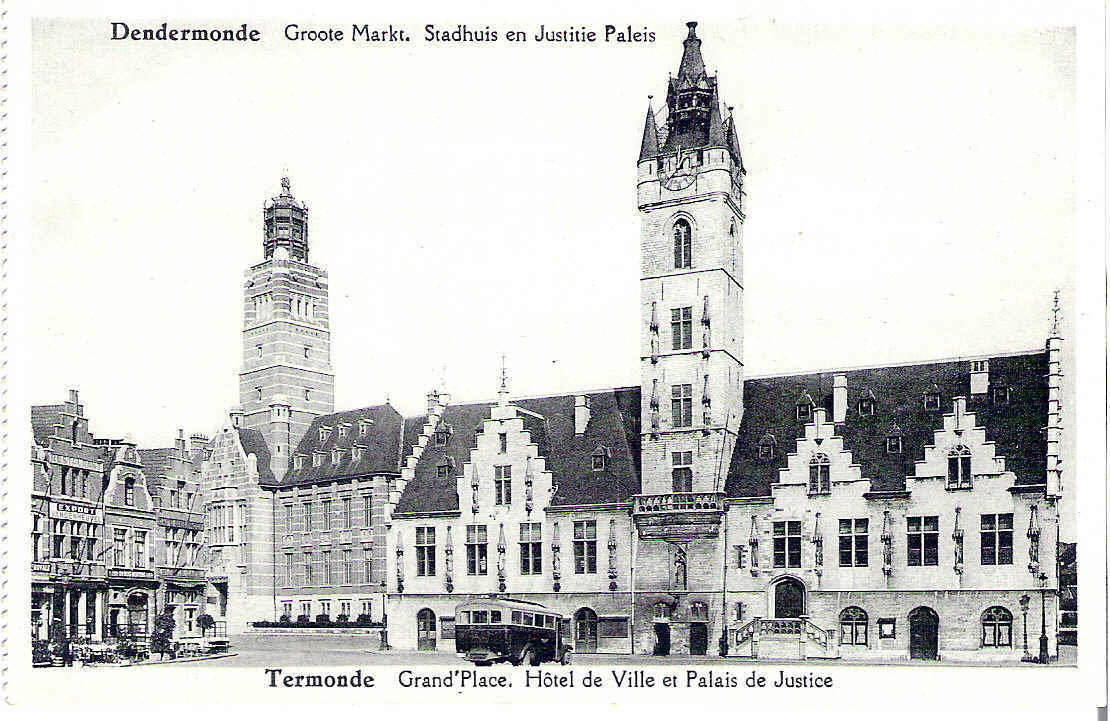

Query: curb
135;652;239;666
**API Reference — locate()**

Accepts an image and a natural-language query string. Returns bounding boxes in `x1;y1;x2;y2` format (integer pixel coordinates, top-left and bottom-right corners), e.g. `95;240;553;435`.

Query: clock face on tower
662;165;696;191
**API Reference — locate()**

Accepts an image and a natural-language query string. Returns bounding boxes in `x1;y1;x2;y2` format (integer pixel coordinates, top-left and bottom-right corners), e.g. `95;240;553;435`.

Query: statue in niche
673;545;688;590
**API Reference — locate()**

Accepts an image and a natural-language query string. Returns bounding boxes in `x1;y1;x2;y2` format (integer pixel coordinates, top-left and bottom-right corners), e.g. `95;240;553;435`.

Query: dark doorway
417;608;437;651
774;578;806;618
909;606;939;660
653;623;671;656
690;622;708;655
575;608;598;652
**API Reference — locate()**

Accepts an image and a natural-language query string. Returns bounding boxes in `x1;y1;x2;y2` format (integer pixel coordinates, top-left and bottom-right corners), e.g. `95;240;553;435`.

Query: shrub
196;614;215;636
296;614;310;624
279;614;291;623
32;639;51;665
336;614;349;623
150;612;177;659
356;613;373;626
314;614;331;625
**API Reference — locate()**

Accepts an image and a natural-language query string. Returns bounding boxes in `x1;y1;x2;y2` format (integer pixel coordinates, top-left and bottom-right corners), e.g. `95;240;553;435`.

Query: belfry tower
637;22;746;496
238;177;335;480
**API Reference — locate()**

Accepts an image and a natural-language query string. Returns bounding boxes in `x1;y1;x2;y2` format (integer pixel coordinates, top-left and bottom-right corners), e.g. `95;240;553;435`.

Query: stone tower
638;22;746;496
238;177;335;480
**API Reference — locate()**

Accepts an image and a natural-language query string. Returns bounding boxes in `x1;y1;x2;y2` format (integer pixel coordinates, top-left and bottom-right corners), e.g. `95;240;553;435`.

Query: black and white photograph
5;0;1106;714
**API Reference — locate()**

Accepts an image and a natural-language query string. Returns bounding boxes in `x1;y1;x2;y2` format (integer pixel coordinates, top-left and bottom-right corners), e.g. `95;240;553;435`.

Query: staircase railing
734;619;758;645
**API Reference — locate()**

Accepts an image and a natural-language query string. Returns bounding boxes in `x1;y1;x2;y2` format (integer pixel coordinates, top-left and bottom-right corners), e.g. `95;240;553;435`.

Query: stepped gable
394;402;493;514
275;404;406;488
724;350;1049;498
237;427;277;486
32;405;66;445
393;388;643;515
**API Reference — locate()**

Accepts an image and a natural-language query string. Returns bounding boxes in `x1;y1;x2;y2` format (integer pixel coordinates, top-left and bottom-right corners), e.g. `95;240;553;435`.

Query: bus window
459;611;470;624
474;610;489;624
523;613;533;626
534;615;544;628
490;611;502;623
544;616;555;628
512;611;522;625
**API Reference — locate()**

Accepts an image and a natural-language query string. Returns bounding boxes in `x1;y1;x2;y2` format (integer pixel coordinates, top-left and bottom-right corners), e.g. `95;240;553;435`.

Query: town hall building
45;21;1056;662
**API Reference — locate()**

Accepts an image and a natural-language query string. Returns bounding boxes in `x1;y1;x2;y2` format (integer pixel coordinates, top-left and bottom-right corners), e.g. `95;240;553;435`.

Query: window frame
838;518;869;567
573;520;598;574
772;520;803;568
907;515;940;566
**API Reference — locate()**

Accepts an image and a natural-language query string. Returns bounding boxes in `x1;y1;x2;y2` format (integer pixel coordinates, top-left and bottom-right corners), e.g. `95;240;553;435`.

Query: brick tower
633;21;746;654
238;177;335;481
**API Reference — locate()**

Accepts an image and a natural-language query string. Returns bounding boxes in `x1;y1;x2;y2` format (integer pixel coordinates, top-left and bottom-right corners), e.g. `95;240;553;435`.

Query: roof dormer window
351;446;362;462
358;419;370;435
312;451;324;467
923;388;941;411
796;402;812;422
338;425;348;439
436;463;450;479
591;446;611;471
294;455;305;470
757;432;776;460
857;389;876;417
435;430;449;447
319;427;330;443
886;436;902;454
992;386;1010;405
332;448;343;465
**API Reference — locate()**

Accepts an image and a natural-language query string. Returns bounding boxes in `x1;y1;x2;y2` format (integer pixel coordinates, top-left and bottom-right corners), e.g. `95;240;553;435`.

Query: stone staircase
731;617;840;660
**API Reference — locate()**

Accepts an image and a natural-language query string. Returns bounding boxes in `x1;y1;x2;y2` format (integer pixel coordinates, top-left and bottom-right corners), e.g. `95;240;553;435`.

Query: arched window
673;219;692;269
947;445;972;489
574;608;598;652
653;602;671;621
808;453;831;495
839;606;868;646
981;606;1012;647
124;478;136;506
690;602;709;621
758;432;776;460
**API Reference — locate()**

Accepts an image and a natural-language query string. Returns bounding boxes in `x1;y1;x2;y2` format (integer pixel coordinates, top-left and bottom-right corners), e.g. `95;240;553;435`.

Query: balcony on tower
632;490;726;540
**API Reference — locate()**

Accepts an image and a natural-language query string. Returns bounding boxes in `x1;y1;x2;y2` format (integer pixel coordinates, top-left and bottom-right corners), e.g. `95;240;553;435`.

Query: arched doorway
574;608;598;653
909;606;939;660
773;577;806;618
652;602;671;656
689;602;709;655
416;608;437;651
126;592;149;637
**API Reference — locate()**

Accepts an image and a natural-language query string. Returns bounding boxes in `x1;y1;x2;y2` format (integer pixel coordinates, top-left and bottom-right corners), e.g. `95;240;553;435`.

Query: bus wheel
560;650;571;666
521;647;536;667
474;661;492;667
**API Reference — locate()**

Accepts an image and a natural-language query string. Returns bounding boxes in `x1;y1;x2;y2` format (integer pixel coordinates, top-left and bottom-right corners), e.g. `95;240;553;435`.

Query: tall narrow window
671;451;693;492
573;521;597;574
519;522;542;575
980;513;1014;565
303;502;313;533
342;549;353;584
498;433;508;453
285;554;294;587
284;504;293;533
466;525;488;575
671;384;693;427
494;465;512;505
773;521;802;568
947;446;973;489
808;453;831;494
124;478;136;506
907;515;939;566
134;531;146;568
342;498;352;529
321;500;332;530
113;528;127;566
671;307;693;350
304;552;314;585
416;527;436;576
673;219;692;269
322;550;333;584
838;518;868;567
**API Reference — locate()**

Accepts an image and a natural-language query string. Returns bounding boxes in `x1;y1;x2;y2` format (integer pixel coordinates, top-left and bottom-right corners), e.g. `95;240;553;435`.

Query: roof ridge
746;348;1046;380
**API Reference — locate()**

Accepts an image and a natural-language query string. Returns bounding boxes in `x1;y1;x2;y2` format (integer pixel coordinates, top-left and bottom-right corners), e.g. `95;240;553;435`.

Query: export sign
51;501;103;524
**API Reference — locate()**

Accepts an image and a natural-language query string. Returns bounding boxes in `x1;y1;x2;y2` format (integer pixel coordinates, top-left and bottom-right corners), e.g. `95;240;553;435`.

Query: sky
32;19;1076;455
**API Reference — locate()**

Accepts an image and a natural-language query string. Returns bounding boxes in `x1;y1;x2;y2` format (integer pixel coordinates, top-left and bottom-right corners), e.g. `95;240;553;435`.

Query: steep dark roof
676;22;707;85
725;351;1049;498
32;405;65;445
236;427;277;487
639;103;659;162
276;404;405;488
393;388;642;515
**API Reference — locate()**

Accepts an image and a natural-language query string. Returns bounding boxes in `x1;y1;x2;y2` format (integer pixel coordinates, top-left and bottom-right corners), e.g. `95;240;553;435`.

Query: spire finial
1050;289;1062;337
280;174;291;195
499;353;509;392
686;21;698;40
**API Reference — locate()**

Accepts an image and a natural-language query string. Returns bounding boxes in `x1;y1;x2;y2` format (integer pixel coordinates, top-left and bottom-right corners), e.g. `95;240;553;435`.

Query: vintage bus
454;599;571;666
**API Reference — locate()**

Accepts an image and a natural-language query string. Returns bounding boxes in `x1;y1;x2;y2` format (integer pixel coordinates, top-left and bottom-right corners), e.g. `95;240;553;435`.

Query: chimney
574;396;591;434
175;428;186;454
426;389;439;414
832;374;847;423
68;389;79;405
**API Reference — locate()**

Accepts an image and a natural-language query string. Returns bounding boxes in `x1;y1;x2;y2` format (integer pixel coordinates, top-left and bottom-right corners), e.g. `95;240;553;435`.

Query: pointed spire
497;353;510;406
639;97;659;162
726;107;745;171
677;21;706;84
708;87;726;147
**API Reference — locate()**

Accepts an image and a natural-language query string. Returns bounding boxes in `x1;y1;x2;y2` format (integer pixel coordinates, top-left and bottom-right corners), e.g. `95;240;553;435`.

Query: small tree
150;611;177;660
196;613;215;637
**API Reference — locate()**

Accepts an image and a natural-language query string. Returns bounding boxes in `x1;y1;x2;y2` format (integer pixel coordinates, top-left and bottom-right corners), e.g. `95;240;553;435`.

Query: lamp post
1018;594;1031;661
1037;572;1050;664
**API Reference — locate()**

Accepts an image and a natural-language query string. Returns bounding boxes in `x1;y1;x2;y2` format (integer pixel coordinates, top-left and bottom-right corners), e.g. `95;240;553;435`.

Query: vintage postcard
4;0;1106;715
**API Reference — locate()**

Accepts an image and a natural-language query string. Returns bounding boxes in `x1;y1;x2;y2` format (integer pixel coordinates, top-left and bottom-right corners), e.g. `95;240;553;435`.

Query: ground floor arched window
839;606;868;646
981;606;1012;647
574;608;598;652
